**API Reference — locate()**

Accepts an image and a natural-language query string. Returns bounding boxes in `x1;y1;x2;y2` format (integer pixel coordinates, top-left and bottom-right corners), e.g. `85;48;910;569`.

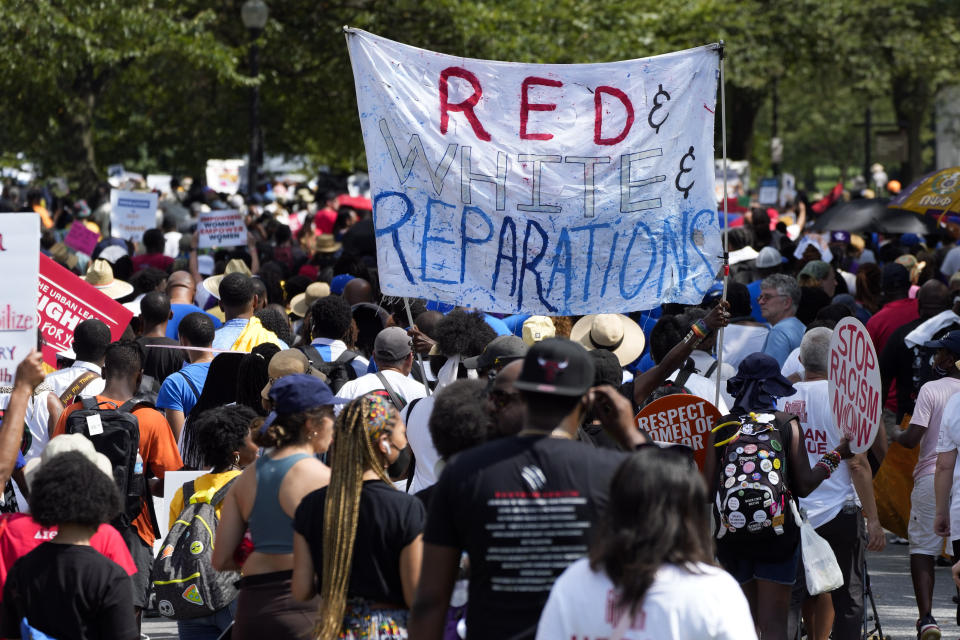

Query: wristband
683;329;703;349
815;460;832;477
691;319;709;339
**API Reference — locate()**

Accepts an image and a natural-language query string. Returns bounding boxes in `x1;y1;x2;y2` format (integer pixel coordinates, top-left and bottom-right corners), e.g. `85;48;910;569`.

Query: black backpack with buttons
713;411;799;559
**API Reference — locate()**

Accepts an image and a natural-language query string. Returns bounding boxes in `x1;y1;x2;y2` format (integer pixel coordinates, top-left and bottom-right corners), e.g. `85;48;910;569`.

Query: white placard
206;159;245;195
147;174;173;195
828;317;882;453
346;28;722;314
110;190;159;243
0;214;40;385
197;209;247;249
156;469;207;554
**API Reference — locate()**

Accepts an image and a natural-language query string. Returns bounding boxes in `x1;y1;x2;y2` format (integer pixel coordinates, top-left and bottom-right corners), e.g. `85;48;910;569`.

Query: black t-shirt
136;336;187;386
0;543;137;640
293;480;425;607
425;435;628;640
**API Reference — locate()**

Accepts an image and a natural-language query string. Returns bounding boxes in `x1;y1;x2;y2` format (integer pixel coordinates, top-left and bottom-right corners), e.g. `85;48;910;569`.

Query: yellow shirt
168;470;241;532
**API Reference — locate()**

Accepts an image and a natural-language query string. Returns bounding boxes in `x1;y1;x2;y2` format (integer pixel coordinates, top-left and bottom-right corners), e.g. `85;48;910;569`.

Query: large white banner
0;214;40;385
346;29;722;314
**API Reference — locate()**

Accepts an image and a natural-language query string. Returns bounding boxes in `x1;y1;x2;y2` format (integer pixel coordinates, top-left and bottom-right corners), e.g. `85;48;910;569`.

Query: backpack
63;398;146;531
639;360;696;410
713;411;796;553
298;345;360;393
151;477;240;619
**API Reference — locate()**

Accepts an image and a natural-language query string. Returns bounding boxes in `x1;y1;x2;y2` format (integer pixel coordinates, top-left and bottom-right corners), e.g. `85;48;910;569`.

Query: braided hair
315;393;396;640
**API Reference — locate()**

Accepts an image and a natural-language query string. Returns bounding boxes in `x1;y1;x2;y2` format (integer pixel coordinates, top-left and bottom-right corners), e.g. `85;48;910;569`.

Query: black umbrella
811;197;934;236
811;198;888;233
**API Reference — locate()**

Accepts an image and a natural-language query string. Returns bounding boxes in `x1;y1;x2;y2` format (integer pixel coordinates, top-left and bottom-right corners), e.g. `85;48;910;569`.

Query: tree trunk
724;84;767;161
75;91;99;193
892;73;931;184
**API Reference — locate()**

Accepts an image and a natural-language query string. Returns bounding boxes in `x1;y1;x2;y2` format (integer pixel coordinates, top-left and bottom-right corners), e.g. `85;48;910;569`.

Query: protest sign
635;394;721;470
0;215;40;385
346;29;722;314
38;255;133;367
110;190;158;243
206;159;244;195
197;210;246;249
147;174;173;194
828;317;881;453
63;223;99;256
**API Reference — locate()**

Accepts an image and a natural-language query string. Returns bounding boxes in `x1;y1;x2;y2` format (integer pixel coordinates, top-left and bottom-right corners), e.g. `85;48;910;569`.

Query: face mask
387;444;413;480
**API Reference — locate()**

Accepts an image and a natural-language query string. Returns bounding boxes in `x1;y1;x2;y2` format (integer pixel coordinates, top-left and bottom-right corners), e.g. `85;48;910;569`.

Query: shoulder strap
210;476;239;507
176;371;202;401
301;345;324;366
675;367;694;389
704;360;718;377
375;372;407;411
117;399;138;414
184;480;196;503
405;396;424;420
335;349;358;364
60;371;99;405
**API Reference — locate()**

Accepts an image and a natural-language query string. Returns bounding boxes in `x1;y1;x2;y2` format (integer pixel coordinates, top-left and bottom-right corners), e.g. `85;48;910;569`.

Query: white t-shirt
689;350;735;409
43;361;105;400
667;371;729;415
933;392;960;541
781;347;803;380
721;324;769;370
536;559;757;640
401;395;438;493
778;380;858;529
333;369;427;414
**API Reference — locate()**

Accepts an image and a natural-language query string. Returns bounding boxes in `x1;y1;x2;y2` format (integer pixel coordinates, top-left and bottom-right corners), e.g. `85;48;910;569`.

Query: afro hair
29;452;120;528
428;379;491;460
194;405;259;469
433;309;496;358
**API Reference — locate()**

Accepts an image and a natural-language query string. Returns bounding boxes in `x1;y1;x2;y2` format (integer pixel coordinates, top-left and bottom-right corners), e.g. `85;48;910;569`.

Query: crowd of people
0;177;959;640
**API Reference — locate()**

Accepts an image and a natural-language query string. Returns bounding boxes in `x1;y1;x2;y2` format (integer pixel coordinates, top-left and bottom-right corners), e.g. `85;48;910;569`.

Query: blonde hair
314;394;395;640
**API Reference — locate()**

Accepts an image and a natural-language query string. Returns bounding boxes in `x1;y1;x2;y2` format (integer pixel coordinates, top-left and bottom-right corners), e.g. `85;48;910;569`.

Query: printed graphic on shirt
605;589;645;631
158;600;175;617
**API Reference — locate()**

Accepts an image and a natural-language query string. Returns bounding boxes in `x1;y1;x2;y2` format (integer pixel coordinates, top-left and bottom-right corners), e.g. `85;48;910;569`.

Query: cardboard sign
63;223;99;255
0;214;40;384
110;189;158;243
205;159;244;195
346;29;722;314
635;394;722;470
828;317;881;453
197;210;246;249
38;255;133;367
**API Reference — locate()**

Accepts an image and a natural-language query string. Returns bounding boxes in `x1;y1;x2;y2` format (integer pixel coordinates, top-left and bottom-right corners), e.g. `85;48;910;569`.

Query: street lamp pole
241;0;269;200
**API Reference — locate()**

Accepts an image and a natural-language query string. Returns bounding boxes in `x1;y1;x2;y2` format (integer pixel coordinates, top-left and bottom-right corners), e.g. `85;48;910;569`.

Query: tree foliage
0;0;958;190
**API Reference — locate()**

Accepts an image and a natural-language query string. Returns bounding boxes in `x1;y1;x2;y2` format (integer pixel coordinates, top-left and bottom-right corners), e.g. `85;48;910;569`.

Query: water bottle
134;452;144;475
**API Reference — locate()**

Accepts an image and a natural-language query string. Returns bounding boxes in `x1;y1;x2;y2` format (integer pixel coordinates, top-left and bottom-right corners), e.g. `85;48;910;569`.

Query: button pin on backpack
86;414;103;436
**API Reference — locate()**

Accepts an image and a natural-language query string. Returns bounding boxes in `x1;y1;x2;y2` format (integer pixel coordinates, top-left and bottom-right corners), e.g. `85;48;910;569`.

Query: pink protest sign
38;255;133;367
828;317;881;453
63;223;99;255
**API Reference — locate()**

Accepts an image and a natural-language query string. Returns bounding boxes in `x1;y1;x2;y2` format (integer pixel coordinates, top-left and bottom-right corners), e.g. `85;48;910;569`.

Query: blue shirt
483;314;511;337
308;338;368;377
762;316;805;367
167;303;222;340
156;361;211;415
211;318;250;351
747;280;765;323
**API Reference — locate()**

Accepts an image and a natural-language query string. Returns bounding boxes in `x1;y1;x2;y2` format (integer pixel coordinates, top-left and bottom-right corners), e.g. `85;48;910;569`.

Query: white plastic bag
794;502;843;595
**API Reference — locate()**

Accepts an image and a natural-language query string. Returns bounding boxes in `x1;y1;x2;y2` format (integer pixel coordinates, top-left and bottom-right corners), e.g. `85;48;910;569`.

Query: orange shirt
53;395;183;547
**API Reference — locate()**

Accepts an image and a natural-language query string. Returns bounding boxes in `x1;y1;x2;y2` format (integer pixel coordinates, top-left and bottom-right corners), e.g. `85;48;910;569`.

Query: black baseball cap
464;335;528;370
513;338;595;397
923;330;960;355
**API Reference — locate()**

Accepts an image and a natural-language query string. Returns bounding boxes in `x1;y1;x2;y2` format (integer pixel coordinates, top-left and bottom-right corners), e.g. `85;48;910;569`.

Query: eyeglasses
757;293;788;303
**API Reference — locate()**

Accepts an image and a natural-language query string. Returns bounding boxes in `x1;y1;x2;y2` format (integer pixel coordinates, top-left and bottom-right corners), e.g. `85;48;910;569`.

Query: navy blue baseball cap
261;374;347;431
923;330;960;355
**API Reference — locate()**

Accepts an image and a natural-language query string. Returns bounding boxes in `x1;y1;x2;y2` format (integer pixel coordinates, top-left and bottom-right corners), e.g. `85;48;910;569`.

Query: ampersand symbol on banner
676;146;695;199
648;84;671;134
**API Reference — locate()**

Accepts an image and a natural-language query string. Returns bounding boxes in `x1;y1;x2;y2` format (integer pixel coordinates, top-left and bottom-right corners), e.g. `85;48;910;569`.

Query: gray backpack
150;477;239;619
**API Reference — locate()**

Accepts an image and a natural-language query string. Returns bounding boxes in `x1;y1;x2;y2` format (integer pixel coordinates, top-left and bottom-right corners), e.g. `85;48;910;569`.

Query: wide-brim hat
83;259;134;299
570;314;645;366
315;234;342;254
23;433;113;490
261;349;329;401
290;282;331;318
49;242;78;270
202;258;251;299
